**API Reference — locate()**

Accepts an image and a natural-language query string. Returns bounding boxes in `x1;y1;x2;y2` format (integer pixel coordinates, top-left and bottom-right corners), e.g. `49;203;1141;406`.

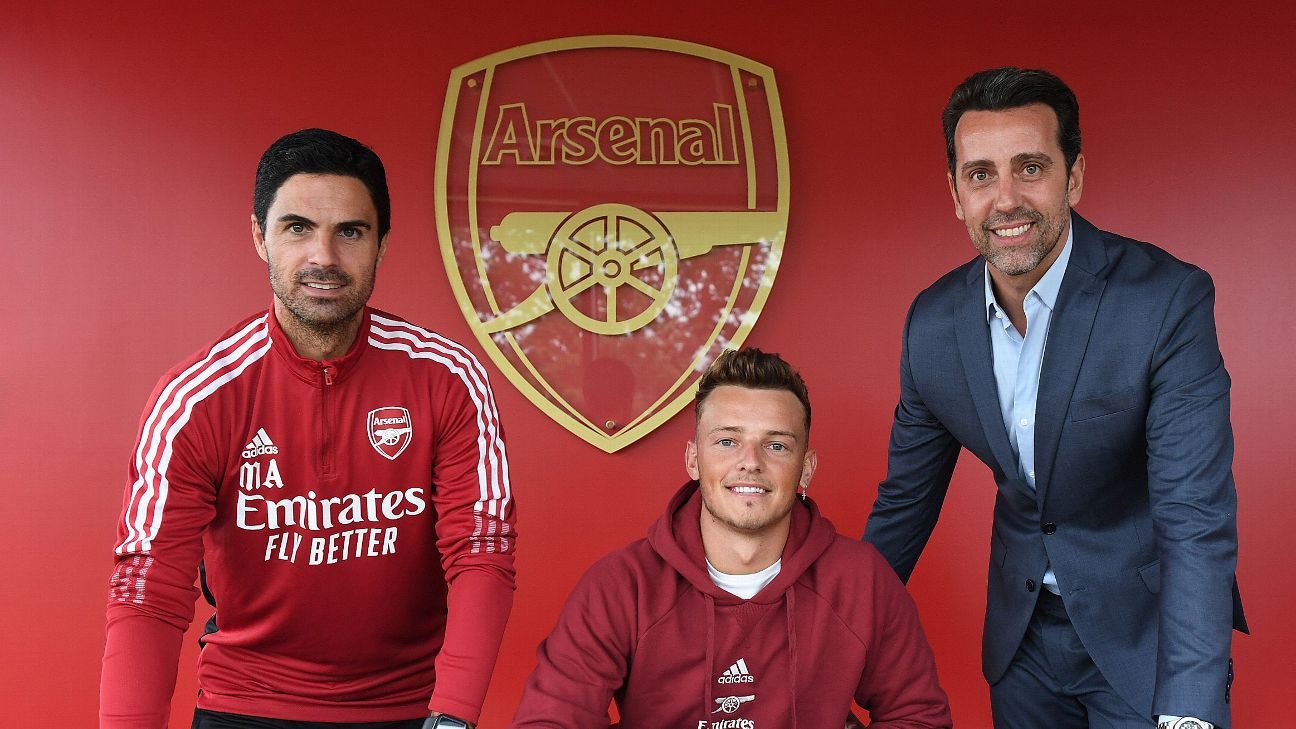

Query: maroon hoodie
512;483;951;728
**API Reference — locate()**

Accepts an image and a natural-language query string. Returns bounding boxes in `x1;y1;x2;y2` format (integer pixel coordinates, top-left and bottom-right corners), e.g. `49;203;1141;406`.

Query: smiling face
252;173;386;349
948;103;1084;290
686;385;817;540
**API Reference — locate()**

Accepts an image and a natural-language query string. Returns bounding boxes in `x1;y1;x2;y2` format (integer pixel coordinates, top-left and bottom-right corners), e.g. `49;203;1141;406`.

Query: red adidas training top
102;307;516;726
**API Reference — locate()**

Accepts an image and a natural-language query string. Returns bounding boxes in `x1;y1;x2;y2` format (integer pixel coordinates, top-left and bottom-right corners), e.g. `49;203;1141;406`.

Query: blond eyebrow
708;424;801;440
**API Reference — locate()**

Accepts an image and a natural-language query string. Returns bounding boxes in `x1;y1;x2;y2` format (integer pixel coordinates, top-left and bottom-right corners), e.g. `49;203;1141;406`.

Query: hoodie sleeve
854;545;952;728
510;553;636;728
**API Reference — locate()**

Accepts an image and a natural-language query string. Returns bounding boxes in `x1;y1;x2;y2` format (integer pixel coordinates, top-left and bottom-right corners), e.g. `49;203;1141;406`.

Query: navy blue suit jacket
864;213;1246;725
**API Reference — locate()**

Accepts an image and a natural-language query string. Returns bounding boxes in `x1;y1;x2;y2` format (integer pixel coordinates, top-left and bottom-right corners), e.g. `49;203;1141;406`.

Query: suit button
1025;579;1036;592
1042;522;1057;535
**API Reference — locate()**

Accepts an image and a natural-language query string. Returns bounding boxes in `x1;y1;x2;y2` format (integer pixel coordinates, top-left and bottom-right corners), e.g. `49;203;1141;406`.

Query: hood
646;480;837;605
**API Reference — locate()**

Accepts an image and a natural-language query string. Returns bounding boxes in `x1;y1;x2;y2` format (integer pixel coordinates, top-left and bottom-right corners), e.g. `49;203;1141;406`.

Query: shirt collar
985;216;1075;322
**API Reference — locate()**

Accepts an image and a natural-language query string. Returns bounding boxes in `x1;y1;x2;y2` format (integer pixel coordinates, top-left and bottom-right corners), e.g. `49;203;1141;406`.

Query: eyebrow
1013;152;1054;166
709;424;801;440
960;151;1054;174
275;214;372;230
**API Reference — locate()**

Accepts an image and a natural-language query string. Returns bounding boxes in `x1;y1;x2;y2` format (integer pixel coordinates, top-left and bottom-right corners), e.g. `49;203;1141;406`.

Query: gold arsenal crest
435;36;789;451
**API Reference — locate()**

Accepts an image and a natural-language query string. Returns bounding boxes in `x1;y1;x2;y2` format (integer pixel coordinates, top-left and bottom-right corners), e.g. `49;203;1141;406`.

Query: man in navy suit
863;68;1246;729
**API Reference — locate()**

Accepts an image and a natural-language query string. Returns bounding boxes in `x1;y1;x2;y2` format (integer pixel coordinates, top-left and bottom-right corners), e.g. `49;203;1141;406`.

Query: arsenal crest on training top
436;36;789;452
367;407;413;461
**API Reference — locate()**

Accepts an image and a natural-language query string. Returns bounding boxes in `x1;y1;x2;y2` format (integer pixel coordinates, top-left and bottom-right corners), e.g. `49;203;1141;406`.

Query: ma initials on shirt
239;459;284;491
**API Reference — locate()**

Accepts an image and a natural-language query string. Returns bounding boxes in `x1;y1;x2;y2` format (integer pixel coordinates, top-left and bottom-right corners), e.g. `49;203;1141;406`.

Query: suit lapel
955;263;1021;484
1034;214;1109;505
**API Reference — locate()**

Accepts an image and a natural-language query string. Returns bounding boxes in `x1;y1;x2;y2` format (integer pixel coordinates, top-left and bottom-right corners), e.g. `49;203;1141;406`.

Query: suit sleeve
509;556;634;728
101;375;217;728
1145;268;1239;725
854;546;953;728
864;298;963;581
427;362;517;723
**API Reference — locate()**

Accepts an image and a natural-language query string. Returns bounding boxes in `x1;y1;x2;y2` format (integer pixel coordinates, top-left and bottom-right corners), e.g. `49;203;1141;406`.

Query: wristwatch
423;715;473;729
1157;719;1211;729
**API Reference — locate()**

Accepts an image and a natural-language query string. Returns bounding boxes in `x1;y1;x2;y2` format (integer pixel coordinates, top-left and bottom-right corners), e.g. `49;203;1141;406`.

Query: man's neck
273;301;363;361
700;516;789;575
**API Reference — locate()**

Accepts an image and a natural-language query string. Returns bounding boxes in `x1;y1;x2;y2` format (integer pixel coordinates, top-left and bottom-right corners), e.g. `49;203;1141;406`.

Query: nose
735;441;763;472
304;230;341;268
992;175;1023;212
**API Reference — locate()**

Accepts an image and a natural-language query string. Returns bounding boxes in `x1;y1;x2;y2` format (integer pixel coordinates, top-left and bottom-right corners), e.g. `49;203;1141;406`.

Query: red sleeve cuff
428;568;515;723
101;610;185;729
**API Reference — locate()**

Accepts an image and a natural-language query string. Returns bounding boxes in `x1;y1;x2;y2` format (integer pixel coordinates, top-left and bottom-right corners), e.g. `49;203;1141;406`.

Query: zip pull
323;366;334;386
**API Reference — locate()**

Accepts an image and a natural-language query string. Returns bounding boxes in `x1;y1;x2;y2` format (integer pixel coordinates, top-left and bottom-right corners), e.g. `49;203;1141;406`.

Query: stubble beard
973;198;1069;278
700;485;781;534
268;262;374;338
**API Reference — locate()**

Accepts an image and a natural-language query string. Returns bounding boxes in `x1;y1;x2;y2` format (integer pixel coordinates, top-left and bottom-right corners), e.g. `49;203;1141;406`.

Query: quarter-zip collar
266;304;371;388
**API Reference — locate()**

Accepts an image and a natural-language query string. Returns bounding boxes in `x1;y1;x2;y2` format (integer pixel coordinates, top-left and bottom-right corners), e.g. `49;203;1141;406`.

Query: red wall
3;2;1292;726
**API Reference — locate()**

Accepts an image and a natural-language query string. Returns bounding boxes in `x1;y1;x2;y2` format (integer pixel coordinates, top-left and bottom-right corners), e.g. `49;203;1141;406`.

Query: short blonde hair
695;348;811;432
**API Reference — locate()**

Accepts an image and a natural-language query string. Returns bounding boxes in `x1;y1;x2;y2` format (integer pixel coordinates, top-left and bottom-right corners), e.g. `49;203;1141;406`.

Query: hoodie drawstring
785;589;799;729
703;593;716;724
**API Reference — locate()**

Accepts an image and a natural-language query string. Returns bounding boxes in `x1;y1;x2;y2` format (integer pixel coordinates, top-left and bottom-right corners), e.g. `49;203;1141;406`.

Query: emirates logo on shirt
367;406;413;460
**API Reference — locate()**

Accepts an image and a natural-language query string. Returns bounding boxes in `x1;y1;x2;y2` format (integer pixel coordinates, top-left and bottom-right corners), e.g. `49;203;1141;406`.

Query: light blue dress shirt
984;225;1074;595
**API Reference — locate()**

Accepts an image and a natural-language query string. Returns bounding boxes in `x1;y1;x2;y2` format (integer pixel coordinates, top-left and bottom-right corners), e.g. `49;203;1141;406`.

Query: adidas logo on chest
716;658;754;684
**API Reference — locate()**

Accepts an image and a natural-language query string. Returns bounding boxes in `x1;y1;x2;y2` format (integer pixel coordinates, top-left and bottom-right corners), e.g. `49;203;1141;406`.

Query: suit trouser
990;590;1148;729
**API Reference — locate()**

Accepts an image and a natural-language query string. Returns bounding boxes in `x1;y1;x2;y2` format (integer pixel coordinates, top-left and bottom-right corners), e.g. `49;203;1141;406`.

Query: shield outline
435;35;789;452
367;406;413;460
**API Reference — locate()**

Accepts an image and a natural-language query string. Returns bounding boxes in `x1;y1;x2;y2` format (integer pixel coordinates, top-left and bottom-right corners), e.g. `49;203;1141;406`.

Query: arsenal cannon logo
435;36;788;452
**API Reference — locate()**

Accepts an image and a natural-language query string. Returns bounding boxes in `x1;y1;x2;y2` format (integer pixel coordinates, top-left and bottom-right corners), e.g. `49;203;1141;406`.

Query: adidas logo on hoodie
716;658;754;684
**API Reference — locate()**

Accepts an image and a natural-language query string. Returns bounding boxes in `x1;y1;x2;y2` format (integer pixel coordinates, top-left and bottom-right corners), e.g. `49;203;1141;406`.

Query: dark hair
942;67;1081;176
695;348;811;433
253;128;391;238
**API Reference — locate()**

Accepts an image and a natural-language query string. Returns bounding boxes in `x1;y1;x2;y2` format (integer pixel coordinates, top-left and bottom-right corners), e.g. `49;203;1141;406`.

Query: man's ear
1066;153;1086;207
252;214;269;263
800;449;818;487
376;233;389;266
684;440;700;480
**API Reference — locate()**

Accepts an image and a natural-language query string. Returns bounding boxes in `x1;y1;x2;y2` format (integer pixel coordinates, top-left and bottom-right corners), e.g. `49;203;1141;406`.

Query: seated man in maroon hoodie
511;348;951;728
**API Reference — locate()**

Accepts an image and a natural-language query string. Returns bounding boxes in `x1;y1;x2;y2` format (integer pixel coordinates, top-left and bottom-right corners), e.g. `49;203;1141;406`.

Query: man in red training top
511;348;951;728
101;128;514;729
